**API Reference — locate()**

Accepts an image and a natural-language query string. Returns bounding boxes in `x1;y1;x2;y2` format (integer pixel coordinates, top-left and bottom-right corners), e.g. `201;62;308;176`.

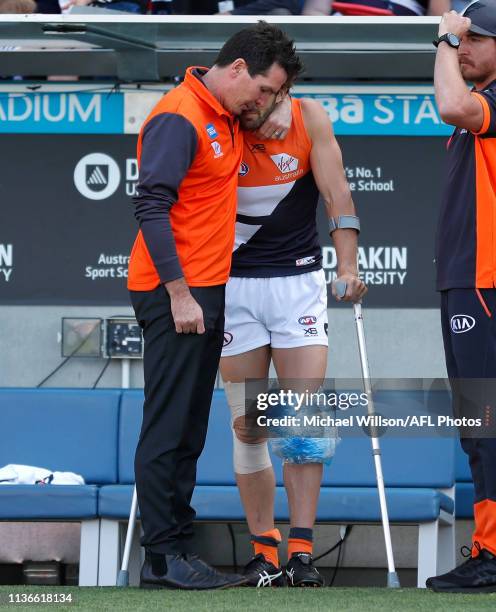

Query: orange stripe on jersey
472;93;491;135
474;137;496;287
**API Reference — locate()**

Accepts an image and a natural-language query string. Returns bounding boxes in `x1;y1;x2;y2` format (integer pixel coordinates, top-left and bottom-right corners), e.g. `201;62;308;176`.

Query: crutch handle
333;279;363;304
333;279;347;299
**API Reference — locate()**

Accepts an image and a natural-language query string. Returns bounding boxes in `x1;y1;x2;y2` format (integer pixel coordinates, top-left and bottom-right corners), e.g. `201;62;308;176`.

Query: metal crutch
334;279;400;588
117;486;139;586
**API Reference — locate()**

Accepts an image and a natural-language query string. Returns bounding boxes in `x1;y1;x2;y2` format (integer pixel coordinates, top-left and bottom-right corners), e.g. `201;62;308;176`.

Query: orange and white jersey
231;98;321;278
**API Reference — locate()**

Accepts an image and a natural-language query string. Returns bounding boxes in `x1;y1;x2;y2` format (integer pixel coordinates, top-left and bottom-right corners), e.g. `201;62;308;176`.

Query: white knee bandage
224;381;246;422
232;432;272;475
224;381;272;475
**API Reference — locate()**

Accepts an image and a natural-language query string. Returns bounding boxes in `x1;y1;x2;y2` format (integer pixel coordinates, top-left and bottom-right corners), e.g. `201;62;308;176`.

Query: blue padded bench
98;389;456;588
455;440;474;519
0;388;121;586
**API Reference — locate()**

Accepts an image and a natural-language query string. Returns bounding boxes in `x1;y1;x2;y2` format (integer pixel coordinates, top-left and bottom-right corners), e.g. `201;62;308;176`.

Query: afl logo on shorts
451;314;476;334
223;332;234;347
239;162;249;176
298;316;317;326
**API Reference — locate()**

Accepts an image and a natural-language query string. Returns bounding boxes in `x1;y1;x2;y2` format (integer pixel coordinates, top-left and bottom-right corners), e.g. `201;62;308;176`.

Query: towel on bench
0;464;85;485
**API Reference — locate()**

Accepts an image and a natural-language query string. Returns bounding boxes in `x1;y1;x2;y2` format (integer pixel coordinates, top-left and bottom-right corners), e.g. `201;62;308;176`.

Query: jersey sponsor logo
250;143;266;153
296;256;316;267
304;327;318;336
223;332;233;347
74;153;121;200
239;162;249;176
298;315;317;326
206;123;218;139
271;153;299;174
211;141;223;158
451;314;476;334
274;168;304;182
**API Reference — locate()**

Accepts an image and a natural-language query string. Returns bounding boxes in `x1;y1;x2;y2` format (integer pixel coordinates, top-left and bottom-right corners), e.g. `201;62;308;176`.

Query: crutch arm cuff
329;215;360;235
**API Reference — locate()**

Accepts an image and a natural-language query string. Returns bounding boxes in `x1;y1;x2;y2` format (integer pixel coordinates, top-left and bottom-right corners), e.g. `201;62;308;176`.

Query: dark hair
215;21;303;87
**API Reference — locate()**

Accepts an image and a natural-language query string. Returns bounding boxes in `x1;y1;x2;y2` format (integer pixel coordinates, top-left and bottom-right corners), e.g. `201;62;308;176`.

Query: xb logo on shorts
223;332;233;347
451;314;476;334
74;153;121;201
304;328;318;336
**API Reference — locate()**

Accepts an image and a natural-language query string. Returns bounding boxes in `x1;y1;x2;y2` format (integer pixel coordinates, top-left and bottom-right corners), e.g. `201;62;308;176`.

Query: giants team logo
270;153;299;173
239;162;249;176
451;314;476;334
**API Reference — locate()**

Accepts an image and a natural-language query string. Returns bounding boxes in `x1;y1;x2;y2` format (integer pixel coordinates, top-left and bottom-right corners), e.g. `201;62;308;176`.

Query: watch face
448;33;460;47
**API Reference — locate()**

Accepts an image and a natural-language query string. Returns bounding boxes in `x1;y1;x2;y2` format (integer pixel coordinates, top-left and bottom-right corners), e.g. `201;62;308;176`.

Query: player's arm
256;91;292;140
427;0;450;17
301;98;366;302
434;11;484;132
301;0;331;15
135;113;205;334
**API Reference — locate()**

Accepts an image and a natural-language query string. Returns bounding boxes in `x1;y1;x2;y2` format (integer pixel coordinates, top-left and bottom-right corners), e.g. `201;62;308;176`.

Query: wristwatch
433;33;460;49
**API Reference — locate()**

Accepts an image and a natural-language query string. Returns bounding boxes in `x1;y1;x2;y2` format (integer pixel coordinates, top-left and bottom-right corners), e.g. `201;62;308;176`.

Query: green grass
1;586;496;612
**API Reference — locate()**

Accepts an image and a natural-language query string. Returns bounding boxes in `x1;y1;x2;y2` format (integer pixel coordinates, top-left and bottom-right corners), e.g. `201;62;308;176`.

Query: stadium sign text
294;93;453;136
0;93;124;133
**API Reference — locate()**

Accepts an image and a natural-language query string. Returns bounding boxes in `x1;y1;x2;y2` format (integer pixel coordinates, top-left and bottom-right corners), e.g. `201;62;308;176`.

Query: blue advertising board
293;92;452;137
0;88;452;136
0;91;124;134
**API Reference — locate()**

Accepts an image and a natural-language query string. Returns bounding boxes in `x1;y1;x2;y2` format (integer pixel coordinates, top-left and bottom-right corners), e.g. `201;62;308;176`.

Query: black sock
289;527;313;542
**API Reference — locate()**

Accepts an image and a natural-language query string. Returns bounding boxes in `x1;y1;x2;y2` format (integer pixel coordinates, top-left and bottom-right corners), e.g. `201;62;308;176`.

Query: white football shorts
222;269;328;357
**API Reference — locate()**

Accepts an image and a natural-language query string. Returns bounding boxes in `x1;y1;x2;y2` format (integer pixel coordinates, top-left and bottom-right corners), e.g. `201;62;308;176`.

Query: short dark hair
215;21;303;87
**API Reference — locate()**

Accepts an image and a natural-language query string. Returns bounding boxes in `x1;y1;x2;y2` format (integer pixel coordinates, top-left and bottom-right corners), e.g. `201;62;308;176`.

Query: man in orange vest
128;23;302;590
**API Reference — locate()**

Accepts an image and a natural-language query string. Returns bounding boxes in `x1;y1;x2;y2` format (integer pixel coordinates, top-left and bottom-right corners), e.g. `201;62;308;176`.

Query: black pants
130;284;225;554
441;288;496;554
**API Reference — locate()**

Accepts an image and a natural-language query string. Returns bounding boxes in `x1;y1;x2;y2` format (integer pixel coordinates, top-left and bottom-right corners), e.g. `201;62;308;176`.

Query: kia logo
451;314;476;334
